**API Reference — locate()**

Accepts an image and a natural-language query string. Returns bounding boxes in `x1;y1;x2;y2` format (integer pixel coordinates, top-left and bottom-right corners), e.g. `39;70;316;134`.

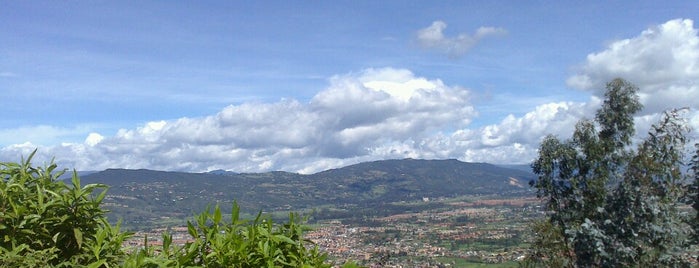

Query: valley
83;158;541;267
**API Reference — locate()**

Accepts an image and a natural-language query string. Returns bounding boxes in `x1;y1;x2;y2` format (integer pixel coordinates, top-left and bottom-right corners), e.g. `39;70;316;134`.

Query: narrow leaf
74;228;83;249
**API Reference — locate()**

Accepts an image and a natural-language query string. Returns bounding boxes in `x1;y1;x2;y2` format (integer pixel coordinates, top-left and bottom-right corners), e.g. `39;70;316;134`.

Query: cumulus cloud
0;68;480;173
567;18;699;114
415;21;507;58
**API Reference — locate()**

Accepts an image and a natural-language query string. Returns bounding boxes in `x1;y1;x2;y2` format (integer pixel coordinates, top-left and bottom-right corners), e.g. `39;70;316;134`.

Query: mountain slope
309;159;532;201
82;159;534;228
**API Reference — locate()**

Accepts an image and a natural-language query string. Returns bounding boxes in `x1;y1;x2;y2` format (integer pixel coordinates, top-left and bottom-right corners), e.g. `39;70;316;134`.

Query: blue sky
2;1;699;173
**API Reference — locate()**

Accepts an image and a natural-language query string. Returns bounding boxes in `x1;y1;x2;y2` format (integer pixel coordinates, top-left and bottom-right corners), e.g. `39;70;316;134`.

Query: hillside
82;158;534;229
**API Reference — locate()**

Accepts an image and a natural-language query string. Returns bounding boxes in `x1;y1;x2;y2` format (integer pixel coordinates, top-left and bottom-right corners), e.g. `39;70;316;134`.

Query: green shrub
124;204;331;268
0;150;130;267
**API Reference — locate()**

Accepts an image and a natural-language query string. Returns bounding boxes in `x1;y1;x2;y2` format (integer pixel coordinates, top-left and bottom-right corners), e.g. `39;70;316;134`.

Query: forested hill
82;158;534;228
310;158;533;197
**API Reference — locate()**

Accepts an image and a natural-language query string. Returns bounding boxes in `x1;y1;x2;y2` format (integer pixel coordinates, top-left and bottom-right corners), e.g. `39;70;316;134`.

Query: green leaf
187;221;198;238
213;205;222;224
95;188;108;204
74;228;83;249
231;200;240;225
273;234;296;245
71;172;81;190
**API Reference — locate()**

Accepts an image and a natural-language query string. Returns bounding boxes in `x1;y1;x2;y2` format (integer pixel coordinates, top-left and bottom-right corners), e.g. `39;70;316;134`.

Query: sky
2;1;699;173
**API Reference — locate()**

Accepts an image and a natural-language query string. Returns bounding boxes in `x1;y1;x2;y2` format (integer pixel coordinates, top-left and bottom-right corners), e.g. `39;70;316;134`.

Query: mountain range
81;158;535;229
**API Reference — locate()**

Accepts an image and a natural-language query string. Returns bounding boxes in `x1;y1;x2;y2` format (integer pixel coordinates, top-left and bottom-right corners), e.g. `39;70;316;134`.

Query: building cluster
305;197;541;267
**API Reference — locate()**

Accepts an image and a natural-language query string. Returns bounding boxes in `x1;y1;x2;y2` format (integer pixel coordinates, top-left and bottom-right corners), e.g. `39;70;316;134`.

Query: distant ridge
82;158;534;228
310;158;533;198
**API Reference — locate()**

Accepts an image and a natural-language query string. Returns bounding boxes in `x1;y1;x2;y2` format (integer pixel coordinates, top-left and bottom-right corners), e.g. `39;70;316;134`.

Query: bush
0;151;129;267
123;204;332;268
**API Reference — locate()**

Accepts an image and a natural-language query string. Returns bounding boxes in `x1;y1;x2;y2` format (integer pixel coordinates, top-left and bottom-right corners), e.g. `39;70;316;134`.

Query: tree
524;78;697;267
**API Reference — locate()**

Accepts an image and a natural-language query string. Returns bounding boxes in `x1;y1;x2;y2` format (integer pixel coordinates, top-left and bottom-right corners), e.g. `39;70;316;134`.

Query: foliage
123;203;332;268
524;78;698;267
0;151;356;267
0;150;130;267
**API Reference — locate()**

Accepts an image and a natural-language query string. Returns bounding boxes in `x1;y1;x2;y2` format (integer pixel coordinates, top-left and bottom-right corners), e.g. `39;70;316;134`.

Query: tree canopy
524;78;698;267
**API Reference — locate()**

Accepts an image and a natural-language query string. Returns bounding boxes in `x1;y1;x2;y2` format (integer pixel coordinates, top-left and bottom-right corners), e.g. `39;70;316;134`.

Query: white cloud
478;101;594;147
0;68;479;173
567;18;699;114
84;133;104;146
416;21;507;58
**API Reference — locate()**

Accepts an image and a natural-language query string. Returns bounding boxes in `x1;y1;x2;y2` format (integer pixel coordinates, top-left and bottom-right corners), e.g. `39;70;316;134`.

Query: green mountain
82;158;534;229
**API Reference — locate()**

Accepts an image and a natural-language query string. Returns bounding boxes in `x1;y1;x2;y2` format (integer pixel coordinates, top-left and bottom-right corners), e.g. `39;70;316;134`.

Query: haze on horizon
1;1;699;174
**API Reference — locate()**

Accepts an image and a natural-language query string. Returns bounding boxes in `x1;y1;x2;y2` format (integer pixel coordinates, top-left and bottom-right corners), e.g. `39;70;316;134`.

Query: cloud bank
2;19;699;174
416;21;507;58
2;68;481;173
